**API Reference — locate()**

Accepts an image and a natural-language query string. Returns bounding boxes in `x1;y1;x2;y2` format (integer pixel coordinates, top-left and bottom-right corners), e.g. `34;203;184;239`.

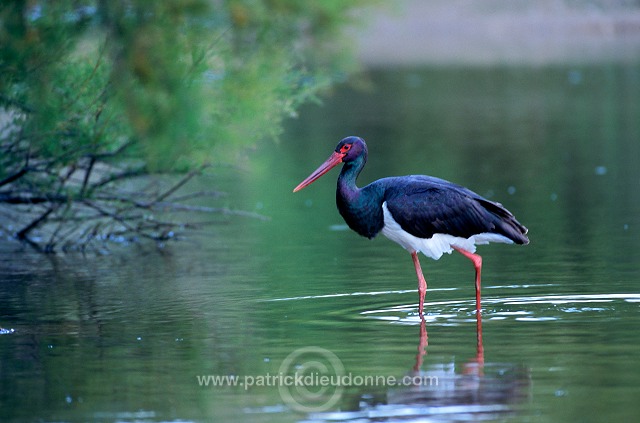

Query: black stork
293;136;529;316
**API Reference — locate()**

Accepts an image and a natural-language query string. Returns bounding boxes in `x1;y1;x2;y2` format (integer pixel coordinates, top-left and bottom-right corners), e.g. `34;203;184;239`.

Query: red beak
293;151;343;192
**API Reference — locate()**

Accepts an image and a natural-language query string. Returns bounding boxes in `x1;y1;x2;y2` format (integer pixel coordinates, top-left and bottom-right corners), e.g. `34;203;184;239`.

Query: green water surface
1;64;639;422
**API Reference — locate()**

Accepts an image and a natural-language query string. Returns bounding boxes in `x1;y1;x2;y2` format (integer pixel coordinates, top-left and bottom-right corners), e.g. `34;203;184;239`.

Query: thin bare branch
16;207;55;240
80;156;96;197
151;202;270;221
91;167;147;190
167;190;227;202
0;166;29;188
154;167;206;203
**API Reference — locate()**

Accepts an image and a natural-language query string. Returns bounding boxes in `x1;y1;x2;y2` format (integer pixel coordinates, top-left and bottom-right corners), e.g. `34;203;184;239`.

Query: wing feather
380;176;528;244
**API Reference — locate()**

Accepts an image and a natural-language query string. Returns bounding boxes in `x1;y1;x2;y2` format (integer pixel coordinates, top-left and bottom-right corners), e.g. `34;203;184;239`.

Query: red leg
411;251;427;317
452;247;483;314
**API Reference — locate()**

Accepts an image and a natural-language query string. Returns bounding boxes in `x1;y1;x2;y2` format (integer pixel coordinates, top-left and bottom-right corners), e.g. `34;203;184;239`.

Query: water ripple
263;288;456;303
361;293;640;325
264;288;639;325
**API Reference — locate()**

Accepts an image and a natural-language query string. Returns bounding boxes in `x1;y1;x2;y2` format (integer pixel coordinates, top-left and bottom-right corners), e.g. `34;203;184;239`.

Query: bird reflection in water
294;136;530;421
303;314;530;423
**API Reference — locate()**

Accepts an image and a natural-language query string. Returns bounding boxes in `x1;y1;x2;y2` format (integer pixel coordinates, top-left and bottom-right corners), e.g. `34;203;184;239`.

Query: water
1;64;640;422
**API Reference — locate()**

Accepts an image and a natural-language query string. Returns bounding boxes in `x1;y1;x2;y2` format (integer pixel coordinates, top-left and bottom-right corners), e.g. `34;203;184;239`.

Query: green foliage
1;0;366;170
0;0;372;250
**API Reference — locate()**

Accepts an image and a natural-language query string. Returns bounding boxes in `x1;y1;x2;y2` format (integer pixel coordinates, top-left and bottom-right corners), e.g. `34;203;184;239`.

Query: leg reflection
413;318;428;372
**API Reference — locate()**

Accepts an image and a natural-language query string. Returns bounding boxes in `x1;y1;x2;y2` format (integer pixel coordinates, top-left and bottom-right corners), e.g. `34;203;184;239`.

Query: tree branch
16;207;55;240
154;167;205;203
0;167;29;188
80;156;96;197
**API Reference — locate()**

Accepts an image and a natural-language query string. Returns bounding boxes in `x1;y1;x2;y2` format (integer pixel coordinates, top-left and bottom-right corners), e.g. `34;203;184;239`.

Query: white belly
381;202;513;260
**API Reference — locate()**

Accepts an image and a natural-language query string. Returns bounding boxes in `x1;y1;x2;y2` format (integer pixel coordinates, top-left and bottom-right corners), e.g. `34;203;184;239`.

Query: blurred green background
1;1;640;422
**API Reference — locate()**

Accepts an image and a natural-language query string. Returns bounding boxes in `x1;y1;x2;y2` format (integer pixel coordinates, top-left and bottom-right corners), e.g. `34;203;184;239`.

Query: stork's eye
339;144;351;154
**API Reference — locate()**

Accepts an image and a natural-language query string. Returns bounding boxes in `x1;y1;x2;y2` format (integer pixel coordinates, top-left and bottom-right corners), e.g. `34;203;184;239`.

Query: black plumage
294;136;529;316
381;175;529;244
